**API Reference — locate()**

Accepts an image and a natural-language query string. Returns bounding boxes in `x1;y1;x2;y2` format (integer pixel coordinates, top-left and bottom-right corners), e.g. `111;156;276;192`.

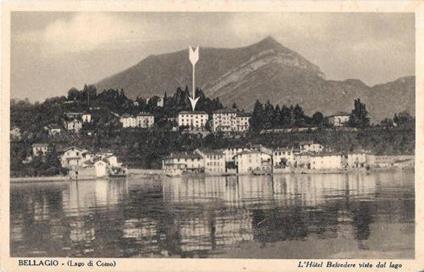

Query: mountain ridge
96;36;414;121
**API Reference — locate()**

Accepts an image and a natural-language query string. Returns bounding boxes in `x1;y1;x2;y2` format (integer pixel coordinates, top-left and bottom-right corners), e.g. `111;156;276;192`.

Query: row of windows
180;120;206;123
175;158;202;162
179;114;208;118
206;155;223;159
274;151;292;156
206;162;223;166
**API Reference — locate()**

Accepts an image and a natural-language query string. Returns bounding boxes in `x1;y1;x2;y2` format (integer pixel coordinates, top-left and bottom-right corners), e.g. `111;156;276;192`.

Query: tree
293;104;305;127
280;105;291;127
380;118;394;128
67;87;79;101
263;100;274;129
393;111;414;128
349;99;370;128
250;100;264;131
272;105;282;127
311;112;325;127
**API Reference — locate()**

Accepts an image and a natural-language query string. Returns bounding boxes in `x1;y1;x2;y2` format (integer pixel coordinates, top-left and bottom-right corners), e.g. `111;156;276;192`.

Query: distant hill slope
96;36;414;122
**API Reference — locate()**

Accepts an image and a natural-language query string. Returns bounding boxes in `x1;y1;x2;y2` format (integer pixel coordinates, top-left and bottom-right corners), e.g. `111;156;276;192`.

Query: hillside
96;36;415;121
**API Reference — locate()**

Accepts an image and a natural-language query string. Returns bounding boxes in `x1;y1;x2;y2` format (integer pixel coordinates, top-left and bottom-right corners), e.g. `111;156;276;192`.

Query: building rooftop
213;108;238;114
62;146;87;153
166;151;203;160
196;148;224;156
234;149;267;156
136;112;154;117
298;141;320;146
46;124;62;129
309;151;344;157
32;143;49;147
274;147;293;152
178;111;208;115
328;112;350;117
237;112;251;117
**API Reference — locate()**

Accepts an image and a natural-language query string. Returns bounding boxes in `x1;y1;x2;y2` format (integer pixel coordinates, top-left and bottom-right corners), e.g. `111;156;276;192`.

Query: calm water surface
10;170;414;258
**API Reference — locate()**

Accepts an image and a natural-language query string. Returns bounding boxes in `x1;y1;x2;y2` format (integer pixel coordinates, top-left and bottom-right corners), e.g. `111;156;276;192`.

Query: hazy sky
11;12;414;102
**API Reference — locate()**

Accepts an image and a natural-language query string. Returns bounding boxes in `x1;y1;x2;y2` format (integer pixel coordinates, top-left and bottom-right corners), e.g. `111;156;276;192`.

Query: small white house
120;114;136;128
273;147;295;168
45;124;62;136
60;146;91;168
95;160;108;177
32;143;49;156
64;119;83;132
135;113;154;128
10;127;21;141
327;112;350;127
299;141;324;153
82;112;92;123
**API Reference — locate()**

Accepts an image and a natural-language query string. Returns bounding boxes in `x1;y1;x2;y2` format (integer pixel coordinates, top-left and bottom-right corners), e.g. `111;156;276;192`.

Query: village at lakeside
10;85;415;181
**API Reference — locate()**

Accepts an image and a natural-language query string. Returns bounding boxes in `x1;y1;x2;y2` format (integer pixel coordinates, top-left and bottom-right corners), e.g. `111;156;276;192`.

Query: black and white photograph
2;4;422;270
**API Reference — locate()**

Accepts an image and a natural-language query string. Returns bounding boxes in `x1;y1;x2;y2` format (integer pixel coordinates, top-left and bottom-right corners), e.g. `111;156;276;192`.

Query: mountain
96;36;414;122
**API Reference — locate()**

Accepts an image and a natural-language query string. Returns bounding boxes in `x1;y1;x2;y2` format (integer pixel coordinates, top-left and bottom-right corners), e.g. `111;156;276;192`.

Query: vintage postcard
1;1;423;271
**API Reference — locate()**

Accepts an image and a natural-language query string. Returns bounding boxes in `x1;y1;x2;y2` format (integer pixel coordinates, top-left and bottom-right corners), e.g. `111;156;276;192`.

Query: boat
108;166;127;178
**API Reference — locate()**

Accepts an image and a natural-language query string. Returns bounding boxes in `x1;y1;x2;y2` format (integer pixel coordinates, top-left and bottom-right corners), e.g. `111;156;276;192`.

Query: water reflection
10;170;414;258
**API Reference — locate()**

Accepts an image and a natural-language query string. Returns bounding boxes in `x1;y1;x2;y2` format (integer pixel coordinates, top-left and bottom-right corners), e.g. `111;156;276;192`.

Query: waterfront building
63;119;83;132
293;151;347;170
223;147;250;162
212;109;250;132
309;152;346;170
347;152;367;168
327;112;350;127
101;154;121;167
298;141;324;153
60;146;92;169
32;143;49;156
293;153;312;169
94;160;108;177
162;151;204;172
177;111;208;130
195;148;226;174
273;147;295;168
234;150;272;174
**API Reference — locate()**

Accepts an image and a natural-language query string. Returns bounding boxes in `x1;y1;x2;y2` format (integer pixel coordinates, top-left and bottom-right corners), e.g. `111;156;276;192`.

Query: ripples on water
10;170;414;258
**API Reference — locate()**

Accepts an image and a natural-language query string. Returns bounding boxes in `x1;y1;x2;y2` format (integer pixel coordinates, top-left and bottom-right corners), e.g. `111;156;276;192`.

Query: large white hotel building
177;111;209;129
212;108;250;132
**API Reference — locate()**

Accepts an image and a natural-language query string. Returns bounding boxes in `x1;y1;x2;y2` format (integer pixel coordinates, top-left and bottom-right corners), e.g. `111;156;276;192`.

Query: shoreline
10;165;413;183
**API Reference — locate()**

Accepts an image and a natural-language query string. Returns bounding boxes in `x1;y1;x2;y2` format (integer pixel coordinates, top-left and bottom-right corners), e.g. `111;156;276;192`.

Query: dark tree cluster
250;100;327;131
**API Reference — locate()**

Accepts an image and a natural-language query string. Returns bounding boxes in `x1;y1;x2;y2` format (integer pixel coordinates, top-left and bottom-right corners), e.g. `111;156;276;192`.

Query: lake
10;169;414;258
